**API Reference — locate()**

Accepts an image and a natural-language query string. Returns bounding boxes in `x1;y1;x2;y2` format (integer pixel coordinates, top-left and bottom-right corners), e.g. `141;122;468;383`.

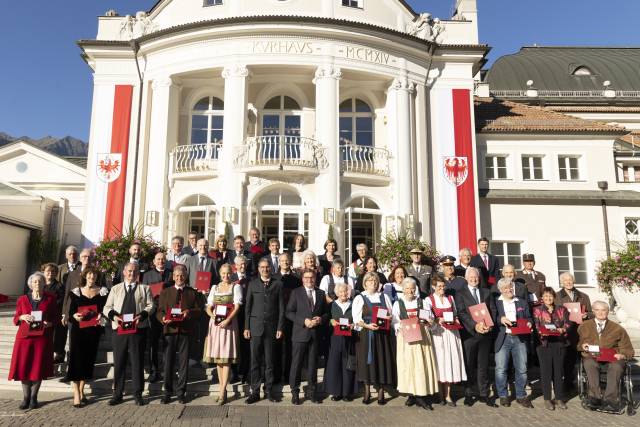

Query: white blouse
352;292;393;331
319;275;355;297
423;293;455;310
206;283;243;306
334;300;352;316
391;296;423;334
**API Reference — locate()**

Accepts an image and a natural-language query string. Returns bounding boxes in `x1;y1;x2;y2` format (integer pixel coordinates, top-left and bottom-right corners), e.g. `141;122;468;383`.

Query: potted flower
596;243;640;327
376;231;439;272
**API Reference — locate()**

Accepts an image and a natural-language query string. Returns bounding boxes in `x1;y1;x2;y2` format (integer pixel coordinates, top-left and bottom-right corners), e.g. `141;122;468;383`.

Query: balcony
169;142;221;181
234;136;327;178
340;144;391;186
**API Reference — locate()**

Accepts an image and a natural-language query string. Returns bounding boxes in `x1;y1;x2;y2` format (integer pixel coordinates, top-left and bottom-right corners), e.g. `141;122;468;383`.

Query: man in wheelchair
577;301;634;412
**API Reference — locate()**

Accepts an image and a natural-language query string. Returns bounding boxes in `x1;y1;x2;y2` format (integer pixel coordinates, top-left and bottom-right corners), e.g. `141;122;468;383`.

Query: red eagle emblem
96;153;122;183
443;156;469;187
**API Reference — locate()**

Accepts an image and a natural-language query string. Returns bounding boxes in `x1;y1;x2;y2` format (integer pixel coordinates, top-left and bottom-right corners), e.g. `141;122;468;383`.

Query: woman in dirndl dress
204;263;243;404
324;283;357;401
391;277;439;410
353;271;395;405
424;274;467;406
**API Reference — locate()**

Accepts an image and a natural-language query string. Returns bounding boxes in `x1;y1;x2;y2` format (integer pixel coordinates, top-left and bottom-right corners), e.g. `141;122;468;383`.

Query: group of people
8;231;635;414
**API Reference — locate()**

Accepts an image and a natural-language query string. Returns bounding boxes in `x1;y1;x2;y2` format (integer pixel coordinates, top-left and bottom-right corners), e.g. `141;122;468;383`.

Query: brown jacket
515;270;546;299
156;285;202;334
555;288;593;319
577;318;635;359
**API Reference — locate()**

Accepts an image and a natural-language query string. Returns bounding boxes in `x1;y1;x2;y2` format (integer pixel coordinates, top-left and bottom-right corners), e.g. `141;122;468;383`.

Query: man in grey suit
406;247;432;297
185;238;219;289
57;245;79;287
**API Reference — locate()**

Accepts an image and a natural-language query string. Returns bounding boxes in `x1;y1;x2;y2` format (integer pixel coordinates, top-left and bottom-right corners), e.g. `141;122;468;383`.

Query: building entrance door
256;209;308;254
344;205;381;262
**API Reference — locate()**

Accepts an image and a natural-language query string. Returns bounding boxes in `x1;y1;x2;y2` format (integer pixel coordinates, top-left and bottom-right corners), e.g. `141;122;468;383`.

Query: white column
313;65;342;248
221;65;250;235
144;77;180;243
389;75;415;220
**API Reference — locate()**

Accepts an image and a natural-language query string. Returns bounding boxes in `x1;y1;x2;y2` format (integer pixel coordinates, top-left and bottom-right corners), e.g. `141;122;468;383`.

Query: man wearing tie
515;253;546;300
405;247;431;297
287;269;329;404
454;267;497;408
57;245;79;287
103;263;154;406
181;232;199;257
232;235;254;277
274;253;302;382
166;236;190;269
264;238;281;274
470;237;500;288
244;259;285;404
157;265;202;404
114;243;149;285
455;248;473;277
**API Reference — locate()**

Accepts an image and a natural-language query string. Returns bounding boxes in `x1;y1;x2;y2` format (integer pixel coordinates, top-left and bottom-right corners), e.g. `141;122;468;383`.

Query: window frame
626;217;640;242
203;0;223;6
341;0;364;9
521;154;545;181
189;96;224;145
558;155;582;181
490;241;523;270
339;98;374;147
484;154;509;180
556;242;588;286
260;95;303;138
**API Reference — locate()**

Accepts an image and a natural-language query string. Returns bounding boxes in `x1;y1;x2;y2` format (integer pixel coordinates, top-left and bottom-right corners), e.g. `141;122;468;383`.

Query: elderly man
347;243;368;280
406;247;431;297
244;227;267;266
440;255;466;296
166;235;189;268
114;243;149;284
454;248;472;278
103;262;154;406
490;264;527;300
491;278;533;408
186;238;219;289
578;301;634;412
57;245;79;287
515;254;546;300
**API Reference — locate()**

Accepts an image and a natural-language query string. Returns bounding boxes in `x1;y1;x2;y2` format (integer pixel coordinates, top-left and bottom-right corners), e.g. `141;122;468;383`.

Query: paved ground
0;391;636;427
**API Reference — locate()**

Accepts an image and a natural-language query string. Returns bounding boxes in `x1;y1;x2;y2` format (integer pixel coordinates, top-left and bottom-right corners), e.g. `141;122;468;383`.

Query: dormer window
342;0;363;9
572;66;593;76
204;0;223;6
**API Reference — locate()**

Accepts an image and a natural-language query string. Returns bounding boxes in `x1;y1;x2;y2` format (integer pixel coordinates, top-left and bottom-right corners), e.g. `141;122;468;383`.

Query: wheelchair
577;357;638;416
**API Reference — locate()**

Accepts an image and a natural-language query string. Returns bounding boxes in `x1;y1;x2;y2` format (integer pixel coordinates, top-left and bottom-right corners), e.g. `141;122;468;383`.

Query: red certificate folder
509;318;532;335
400;317;422;343
333;318;352;336
468;303;494;327
563;302;584;324
372;306;390;331
596;347;617;363
117;318;138;335
537;324;561;336
149;282;164;298
78;304;99;328
164;306;184;323
18;320;44;338
442;320;463;330
195;271;211;292
213;304;234;326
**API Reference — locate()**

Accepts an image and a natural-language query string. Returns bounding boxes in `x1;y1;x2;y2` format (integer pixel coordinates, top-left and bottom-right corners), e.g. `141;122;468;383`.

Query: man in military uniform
406;247;432;297
515;253;546;300
441;255;466;296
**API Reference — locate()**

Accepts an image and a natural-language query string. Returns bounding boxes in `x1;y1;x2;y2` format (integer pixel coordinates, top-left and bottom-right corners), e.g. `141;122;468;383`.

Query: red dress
8;293;57;381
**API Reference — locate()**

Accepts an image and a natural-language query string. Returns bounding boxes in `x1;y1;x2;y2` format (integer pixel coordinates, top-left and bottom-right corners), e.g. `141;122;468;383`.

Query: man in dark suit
113;243;150;285
244;227;267;267
286;269;329;404
157;264;202;404
142;251;173;383
263;238;281;275
454;247;473;277
231;254;251;383
181;232;198;256
454;266;497;408
273;253;302;383
470;237;500;288
57;245;79;287
244;258;284;404
490;278;533;408
232;235;254;278
489;264;528;301
406;247;431;297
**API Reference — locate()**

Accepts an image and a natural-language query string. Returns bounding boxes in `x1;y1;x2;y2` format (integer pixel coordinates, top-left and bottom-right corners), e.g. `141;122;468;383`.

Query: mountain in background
0;132;88;157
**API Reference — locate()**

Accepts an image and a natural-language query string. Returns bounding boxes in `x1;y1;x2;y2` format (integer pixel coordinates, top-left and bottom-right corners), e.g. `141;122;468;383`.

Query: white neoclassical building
79;0;485;261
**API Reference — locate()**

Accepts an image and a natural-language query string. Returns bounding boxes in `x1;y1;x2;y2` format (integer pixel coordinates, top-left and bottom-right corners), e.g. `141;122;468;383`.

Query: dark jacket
286;286;329;343
444;276;467;297
244;277;285;337
491;297;532;352
273;271;302;306
156;285;202;334
532;304;571;347
318;253;341;277
516;270;546;299
185;254;219;290
555;288;593;319
455;284;492;339
470;253;500;288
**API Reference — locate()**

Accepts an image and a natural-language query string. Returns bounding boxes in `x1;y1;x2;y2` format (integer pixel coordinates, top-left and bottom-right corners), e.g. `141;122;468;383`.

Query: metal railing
340;144;390;177
490;89;640;98
234;136;324;169
170;142;222;174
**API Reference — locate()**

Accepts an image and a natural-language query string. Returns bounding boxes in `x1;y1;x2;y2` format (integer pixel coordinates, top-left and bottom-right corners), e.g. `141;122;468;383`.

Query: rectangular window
490;241;522;270
204;0;223;6
620;165;640;182
342;0;363;8
485;155;508;180
522;155;544;180
558;155;581;180
626;218;640;241
556;242;588;285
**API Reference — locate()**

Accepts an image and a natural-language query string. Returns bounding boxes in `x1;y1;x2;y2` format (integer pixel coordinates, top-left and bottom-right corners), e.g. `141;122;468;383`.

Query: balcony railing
340;144;390;177
170;142;221;175
234;136;326;170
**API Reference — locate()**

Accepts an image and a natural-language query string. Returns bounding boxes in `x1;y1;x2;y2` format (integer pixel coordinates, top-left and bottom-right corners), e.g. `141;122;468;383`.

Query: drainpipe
129;39;144;232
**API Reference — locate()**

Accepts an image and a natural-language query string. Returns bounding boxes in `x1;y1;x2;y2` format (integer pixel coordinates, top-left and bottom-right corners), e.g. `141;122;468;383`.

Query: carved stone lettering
344;46;390;65
252;41;313;54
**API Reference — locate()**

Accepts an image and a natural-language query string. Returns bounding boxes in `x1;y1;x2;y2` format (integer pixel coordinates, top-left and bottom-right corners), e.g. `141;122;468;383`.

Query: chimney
453;0;478;43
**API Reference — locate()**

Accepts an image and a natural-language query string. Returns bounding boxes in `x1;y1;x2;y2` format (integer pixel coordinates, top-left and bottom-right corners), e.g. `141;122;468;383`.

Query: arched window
191;96;224;144
262;95;301;138
572;66;593;76
339;98;374;146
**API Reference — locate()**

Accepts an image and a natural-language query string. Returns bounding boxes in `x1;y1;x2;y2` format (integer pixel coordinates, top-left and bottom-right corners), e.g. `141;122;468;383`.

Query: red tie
483;255;488;269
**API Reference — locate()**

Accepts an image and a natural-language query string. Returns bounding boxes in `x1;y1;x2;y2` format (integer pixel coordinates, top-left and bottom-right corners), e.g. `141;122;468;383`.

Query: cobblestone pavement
0;391;636;427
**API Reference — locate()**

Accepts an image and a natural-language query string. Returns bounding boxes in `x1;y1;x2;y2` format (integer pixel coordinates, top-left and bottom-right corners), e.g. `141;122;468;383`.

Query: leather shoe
134;396;146;406
160;396;171;404
291;394;301;405
499;397;510;407
516;397;533;409
479;396;498;408
266;393;278;403
19;398;29;410
343;395;353;402
310;395;321;404
405;395;416;407
331;395;342;402
555;400;567;410
28;398;38;410
108;396;123;406
463;396;474;407
245;394;260;404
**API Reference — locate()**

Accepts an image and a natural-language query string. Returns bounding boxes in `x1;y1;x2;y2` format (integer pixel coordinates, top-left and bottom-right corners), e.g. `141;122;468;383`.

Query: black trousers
250;333;275;395
163;334;190;397
583;357;626;403
112;328;147;397
563;345;579;391
53;320;67;356
536;342;566;401
462;334;491;397
147;315;163;374
289;337;319;394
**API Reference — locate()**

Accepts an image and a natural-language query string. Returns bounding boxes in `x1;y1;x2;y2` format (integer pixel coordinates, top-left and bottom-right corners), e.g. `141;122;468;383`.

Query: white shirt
498;295;518;333
596;319;607;334
352;292;393;331
124;282;135;292
304;286;316;306
334;300;351;315
206;283;243;306
391;295;422;334
319;275;355;298
468;285;481;304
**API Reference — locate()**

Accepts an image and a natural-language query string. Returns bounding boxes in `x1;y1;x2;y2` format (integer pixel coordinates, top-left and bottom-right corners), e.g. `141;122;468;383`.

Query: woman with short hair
318;239;341;277
9;272;57;410
291;234;307;270
41;262;66;363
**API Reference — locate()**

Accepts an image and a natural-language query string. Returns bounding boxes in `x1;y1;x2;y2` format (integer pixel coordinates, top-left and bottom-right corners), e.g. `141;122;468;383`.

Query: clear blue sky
0;0;638;142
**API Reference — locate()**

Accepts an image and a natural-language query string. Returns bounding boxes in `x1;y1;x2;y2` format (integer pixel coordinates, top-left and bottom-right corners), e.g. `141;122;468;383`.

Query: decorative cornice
222;64;251;79
390;76;415;93
313;65;342;83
